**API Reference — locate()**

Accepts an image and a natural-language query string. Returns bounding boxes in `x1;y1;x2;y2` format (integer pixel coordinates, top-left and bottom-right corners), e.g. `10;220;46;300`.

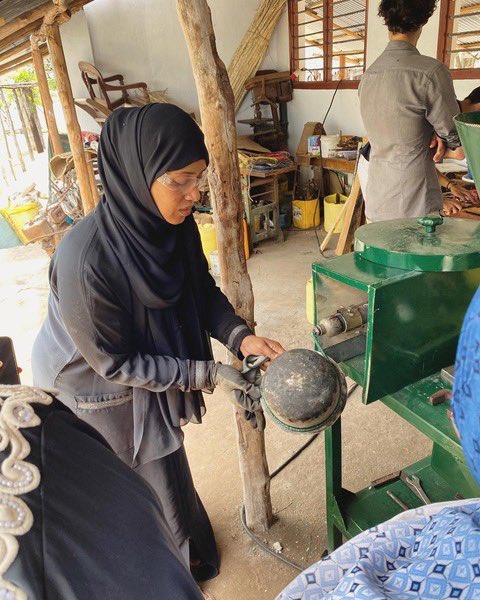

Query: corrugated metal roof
0;0;47;23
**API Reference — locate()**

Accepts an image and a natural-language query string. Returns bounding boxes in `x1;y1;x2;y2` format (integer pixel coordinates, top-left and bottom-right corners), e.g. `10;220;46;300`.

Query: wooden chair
78;61;150;113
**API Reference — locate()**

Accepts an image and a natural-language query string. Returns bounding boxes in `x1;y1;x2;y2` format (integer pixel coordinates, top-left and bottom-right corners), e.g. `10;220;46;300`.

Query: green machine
313;215;480;551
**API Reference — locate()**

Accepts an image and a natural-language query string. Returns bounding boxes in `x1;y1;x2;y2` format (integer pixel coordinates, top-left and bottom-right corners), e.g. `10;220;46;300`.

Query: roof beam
0;44;48;77
305;9;365;39
460;4;480;15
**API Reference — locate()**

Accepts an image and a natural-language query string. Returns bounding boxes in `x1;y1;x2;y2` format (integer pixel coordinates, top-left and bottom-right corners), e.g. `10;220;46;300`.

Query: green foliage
0;59;57;108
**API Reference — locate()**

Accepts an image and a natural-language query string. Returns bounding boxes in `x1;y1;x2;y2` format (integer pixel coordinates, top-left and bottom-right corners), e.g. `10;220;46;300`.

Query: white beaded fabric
0;386;52;600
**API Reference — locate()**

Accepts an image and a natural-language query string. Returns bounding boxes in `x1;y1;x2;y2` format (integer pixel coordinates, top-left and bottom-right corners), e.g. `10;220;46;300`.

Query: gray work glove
189;361;265;430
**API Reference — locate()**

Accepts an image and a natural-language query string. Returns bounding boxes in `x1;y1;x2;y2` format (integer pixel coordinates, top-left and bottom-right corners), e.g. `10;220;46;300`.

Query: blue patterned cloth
452;285;480;487
279;285;480;599
278;502;480;599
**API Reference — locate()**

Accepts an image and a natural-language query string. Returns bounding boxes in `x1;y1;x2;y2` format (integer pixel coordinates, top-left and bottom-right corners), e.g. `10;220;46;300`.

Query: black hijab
95;103;209;309
93;104;215;462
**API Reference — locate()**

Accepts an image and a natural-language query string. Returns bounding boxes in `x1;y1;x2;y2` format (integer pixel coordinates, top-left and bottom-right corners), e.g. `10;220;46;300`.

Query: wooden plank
336;174;364;255
177;0;273;534
322;157;356;173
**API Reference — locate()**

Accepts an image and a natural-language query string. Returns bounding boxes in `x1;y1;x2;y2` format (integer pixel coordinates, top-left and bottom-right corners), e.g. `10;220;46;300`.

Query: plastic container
306;278;315;324
0;214;21;249
292;199;321;229
210;250;220;276
324;193;347;234
455;113;480;194
197;222;218;267
320;134;340;158
1;202;40;245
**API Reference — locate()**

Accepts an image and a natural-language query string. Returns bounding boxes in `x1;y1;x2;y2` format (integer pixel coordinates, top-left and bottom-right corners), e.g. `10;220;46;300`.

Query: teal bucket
0;214;21;249
455;112;480;196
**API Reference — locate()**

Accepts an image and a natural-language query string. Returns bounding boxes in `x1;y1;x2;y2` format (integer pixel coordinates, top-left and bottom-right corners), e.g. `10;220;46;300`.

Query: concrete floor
0;230;431;600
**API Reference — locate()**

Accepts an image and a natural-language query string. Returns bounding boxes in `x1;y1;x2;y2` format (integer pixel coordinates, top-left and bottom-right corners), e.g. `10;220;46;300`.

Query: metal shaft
387;490;410;511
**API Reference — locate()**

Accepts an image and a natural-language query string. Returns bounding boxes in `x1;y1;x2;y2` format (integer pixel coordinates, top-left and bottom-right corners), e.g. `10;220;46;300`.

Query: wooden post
13;88;35;160
24;87;45;153
0;109;16;180
44;22;96;213
31;35;63;156
0;88;25;172
177;0;273;533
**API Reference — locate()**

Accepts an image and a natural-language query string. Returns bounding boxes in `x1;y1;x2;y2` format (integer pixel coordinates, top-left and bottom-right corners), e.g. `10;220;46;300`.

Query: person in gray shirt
359;0;464;222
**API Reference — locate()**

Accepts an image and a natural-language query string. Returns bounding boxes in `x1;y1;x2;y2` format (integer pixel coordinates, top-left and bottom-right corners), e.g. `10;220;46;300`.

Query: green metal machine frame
313;225;480;552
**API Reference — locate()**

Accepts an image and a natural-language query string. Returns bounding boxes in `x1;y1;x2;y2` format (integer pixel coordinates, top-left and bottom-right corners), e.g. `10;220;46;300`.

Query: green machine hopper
314;129;480;550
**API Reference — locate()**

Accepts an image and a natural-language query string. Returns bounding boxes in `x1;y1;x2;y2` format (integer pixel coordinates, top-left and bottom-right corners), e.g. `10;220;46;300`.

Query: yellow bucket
292;199;321;229
198;222;218;267
1;202;40;245
306;278;315;324
324;194;347;234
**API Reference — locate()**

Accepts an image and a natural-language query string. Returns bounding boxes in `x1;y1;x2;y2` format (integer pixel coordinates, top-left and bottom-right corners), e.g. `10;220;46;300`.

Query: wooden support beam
0;0;70;43
31;34;63;157
460;3;480;15
177;0;273;533
0;40;32;64
0;109;16;180
24;87;45;153
45;22;96;213
0;88;26;172
13;88;34;161
0;0;91;56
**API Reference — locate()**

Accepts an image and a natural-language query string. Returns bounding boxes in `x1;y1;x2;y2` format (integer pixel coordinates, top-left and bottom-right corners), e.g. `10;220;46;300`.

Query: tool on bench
400;472;431;505
368;471;401;490
387;490;410;511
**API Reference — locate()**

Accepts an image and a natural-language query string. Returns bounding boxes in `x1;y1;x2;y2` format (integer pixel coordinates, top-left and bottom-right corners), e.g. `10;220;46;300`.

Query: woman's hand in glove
211;363;262;412
212;363;266;431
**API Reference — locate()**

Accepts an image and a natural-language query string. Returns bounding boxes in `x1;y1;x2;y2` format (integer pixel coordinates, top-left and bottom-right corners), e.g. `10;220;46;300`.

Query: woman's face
150;159;207;225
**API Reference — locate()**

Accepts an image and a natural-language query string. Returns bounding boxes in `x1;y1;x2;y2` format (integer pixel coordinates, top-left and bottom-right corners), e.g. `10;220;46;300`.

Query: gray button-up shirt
359;41;461;222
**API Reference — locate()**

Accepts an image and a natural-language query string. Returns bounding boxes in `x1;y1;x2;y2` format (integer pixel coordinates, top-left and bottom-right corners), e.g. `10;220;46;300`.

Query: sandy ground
0;230;430;600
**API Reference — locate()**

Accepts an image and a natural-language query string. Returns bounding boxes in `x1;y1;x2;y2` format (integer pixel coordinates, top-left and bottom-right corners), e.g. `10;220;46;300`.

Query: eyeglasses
158;171;208;193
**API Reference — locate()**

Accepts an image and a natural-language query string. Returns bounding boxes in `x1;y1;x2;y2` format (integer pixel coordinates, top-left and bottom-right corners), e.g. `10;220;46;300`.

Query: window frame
437;0;480;79
288;0;369;90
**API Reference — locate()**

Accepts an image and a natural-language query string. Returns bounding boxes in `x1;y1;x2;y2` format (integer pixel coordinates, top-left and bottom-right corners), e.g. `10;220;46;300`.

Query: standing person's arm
425;64;462;153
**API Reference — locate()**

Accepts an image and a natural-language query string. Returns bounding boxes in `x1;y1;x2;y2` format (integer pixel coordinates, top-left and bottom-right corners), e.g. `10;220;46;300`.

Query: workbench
240;165;296;250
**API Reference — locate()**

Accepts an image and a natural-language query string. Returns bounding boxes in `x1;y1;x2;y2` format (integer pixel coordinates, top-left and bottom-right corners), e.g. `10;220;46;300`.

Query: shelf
336;457;458;540
240;165;297;178
380;373;462;460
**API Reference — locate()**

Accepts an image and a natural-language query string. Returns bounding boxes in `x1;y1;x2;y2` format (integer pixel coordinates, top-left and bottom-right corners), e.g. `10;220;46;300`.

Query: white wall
60;1;480;151
82;0;285;130
58;10;98;132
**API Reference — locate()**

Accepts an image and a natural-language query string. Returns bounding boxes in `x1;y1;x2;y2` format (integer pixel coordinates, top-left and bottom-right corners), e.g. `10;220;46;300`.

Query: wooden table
296;154;356;174
240;165;296;249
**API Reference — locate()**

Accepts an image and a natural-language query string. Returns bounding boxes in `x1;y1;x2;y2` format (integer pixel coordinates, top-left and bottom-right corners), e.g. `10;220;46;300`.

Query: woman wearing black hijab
32;104;284;580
